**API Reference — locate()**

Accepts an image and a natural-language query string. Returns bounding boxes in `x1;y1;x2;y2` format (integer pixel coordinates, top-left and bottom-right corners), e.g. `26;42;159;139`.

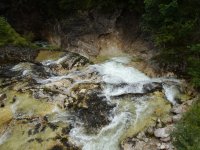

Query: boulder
154;125;174;138
170;103;189;114
172;114;182;123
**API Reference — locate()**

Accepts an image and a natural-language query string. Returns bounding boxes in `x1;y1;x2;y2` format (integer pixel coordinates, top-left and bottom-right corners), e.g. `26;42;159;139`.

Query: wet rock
155;109;163;117
156;119;164;128
0;93;7;107
136;131;146;140
48;123;59;131
33;84;75;108
79;89;87;94
38;79;72;93
33;123;42;135
172;114;182;123
10;95;17;104
0;108;13;126
49;64;68;76
71;91;79;100
142;82;162;93
0;108;13;138
147;126;155;136
73;93;115;133
49;145;63;150
40;125;47;132
154;125;174;138
0;93;7;101
65;97;74;107
170;103;189;114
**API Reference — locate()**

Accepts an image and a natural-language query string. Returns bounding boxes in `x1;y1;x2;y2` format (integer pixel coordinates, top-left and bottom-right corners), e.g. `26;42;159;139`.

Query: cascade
0;52;191;150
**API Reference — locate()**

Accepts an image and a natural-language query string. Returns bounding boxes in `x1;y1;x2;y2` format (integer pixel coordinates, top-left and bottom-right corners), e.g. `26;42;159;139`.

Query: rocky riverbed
0;51;197;150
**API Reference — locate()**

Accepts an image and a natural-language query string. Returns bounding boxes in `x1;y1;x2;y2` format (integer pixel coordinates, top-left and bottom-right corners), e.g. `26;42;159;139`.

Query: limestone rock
0;93;7;101
170;103;189;114
38;79;72;93
79;89;87;94
154;125;174;138
136;131;146;140
156;118;163;128
147;126;155;135
183;100;193;106
157;142;176;150
160;137;170;142
172;114;182;123
121;138;157;150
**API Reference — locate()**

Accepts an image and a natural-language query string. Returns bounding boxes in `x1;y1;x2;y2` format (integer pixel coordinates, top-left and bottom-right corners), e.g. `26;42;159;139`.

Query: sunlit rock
170;103;189;114
79;89;87;94
154;125;174;138
172;114;182;123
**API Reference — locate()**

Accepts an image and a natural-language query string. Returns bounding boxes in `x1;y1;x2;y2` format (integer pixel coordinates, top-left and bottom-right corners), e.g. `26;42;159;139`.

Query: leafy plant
0;16;35;47
171;101;200;150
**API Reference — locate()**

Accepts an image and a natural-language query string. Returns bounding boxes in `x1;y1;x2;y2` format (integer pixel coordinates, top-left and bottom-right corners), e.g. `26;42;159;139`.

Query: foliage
187;45;200;87
0;16;34;47
141;0;200;87
171;101;200;150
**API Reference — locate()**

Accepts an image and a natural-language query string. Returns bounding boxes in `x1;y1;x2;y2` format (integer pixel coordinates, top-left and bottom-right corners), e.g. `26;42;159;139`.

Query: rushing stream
0;51;191;150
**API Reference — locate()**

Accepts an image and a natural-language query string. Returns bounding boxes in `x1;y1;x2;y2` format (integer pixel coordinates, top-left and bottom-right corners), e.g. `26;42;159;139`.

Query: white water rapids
66;57;179;150
0;56;185;150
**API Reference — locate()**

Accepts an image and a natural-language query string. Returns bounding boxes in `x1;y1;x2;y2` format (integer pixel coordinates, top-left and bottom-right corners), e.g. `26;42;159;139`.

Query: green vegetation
43;87;52;92
171;100;200;150
0;16;35;47
140;0;200;87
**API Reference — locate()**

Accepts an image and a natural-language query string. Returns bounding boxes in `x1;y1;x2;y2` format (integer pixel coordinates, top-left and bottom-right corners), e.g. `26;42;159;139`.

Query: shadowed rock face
0;46;39;65
0;0;157;59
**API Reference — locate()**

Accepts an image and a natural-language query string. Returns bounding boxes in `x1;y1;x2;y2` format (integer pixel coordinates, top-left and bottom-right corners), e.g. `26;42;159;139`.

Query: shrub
171;101;200;150
0;16;34;47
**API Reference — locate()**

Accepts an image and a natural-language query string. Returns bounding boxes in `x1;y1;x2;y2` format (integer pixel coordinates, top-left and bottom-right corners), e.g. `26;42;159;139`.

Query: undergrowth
171;100;200;150
141;0;200;87
0;16;35;47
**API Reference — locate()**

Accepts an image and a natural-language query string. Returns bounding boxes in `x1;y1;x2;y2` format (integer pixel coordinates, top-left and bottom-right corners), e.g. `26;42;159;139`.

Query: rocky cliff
0;0;157;60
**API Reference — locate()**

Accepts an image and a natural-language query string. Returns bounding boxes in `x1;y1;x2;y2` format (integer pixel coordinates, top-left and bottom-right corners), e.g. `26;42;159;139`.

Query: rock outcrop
0;0;157;60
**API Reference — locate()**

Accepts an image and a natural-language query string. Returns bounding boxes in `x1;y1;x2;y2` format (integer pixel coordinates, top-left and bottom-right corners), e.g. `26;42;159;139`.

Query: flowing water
0;52;191;150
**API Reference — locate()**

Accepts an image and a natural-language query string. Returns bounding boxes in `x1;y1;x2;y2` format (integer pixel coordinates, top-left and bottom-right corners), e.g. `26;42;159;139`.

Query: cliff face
0;0;157;59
